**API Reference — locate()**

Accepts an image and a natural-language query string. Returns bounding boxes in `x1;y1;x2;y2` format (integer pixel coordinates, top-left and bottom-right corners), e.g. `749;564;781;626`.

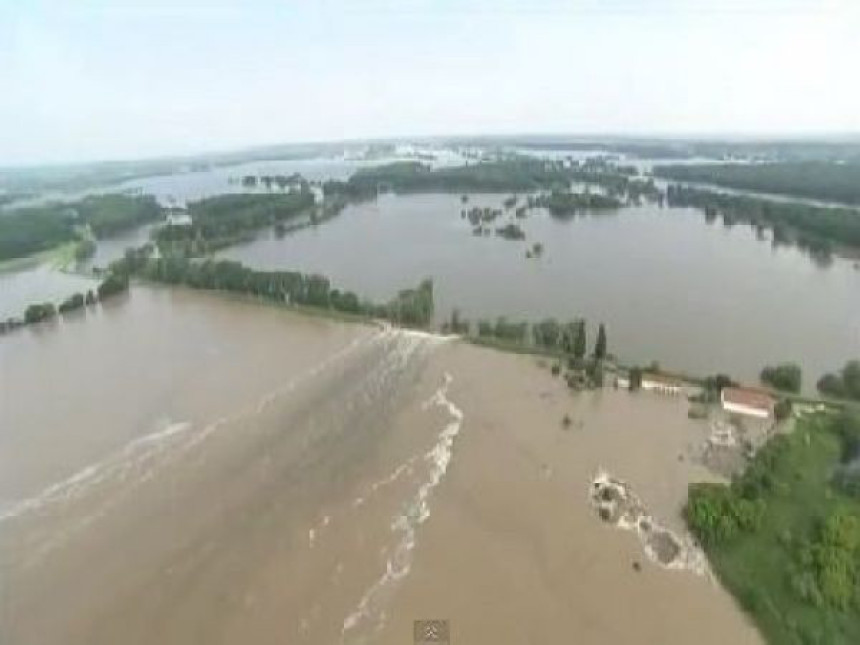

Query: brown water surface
1;288;761;644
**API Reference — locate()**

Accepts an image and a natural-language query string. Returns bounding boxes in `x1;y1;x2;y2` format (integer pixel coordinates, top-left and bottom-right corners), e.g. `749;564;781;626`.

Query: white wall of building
721;400;771;419
641;379;683;395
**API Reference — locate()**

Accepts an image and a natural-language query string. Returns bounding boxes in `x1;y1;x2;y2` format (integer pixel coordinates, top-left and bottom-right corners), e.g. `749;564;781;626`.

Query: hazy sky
1;0;858;165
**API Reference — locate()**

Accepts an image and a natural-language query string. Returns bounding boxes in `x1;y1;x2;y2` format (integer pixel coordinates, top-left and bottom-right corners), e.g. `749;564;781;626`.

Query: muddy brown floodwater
0;286;761;645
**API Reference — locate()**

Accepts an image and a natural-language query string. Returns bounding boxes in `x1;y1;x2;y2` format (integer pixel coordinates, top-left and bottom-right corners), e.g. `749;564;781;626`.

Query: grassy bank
687;413;860;645
0;241;82;274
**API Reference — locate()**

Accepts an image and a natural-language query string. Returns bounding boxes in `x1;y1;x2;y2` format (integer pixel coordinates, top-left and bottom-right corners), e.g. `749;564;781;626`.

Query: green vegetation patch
112;248;435;328
155;191;314;257
327;157;654;198
655;161;860;206
75;194;162;236
532;190;623;215
761;362;803;393
818;361;860;403
0;194;162;262
686;412;860;644
0;206;76;261
346;159;569;193
666;185;860;252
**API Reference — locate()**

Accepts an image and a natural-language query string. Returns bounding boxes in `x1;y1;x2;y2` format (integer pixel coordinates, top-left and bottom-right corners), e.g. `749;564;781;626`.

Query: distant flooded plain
4;157;859;390
219;192;860;391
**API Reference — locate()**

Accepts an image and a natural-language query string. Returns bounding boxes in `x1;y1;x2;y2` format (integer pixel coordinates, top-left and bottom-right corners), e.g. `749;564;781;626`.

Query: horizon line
4;129;860;172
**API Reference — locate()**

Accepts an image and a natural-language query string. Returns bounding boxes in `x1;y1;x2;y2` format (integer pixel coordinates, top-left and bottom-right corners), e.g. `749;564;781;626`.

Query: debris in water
589;470;709;576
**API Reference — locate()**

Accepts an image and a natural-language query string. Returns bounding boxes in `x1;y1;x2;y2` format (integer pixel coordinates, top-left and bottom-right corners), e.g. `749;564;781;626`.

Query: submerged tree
594;323;607;360
573;320;587;360
629;367;643;391
24;302;57;324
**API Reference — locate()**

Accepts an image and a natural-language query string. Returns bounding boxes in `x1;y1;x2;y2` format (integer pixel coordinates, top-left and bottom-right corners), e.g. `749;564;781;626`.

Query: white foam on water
708;420;739;447
0;419;193;524
341;372;463;643
352;457;417;509
255;326;385;415
589;469;710;577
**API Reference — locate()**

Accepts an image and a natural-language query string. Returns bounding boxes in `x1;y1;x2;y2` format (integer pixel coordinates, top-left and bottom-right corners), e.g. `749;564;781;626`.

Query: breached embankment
370;342;763;645
341;371;464;641
1;288;460;645
1;287;762;645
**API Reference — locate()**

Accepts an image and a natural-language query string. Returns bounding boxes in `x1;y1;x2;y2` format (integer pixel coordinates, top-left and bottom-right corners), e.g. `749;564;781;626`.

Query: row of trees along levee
665;185;860;259
443;310;610;391
1;272;130;334
112;245;435;328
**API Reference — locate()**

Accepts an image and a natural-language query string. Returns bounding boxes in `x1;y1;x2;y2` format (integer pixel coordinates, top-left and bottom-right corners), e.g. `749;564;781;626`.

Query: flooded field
0;265;97;320
218;191;860;391
0;288;761;645
6;149;859;395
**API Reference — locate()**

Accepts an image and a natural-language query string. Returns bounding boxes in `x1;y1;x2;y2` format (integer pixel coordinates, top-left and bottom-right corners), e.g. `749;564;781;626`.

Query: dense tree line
387;279;434;327
343;159;573;194
111;249;435;328
465;315;607;368
532;190;623;216
817;361;860;401
529;318;588;357
566;158;661;203
760;362;802;393
240;173;304;191
666;184;860;252
0;206;77;260
322;178;379;201
655;161;860;205
685;412;860;643
321;157;660;211
74;194;162;237
473;314;606;389
0;194;162;261
155;191;315;257
336;157;652;198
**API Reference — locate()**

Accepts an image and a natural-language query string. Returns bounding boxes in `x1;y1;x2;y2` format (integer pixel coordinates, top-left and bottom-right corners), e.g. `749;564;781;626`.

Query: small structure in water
641;373;685;395
615;371;685;395
589;471;708;574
